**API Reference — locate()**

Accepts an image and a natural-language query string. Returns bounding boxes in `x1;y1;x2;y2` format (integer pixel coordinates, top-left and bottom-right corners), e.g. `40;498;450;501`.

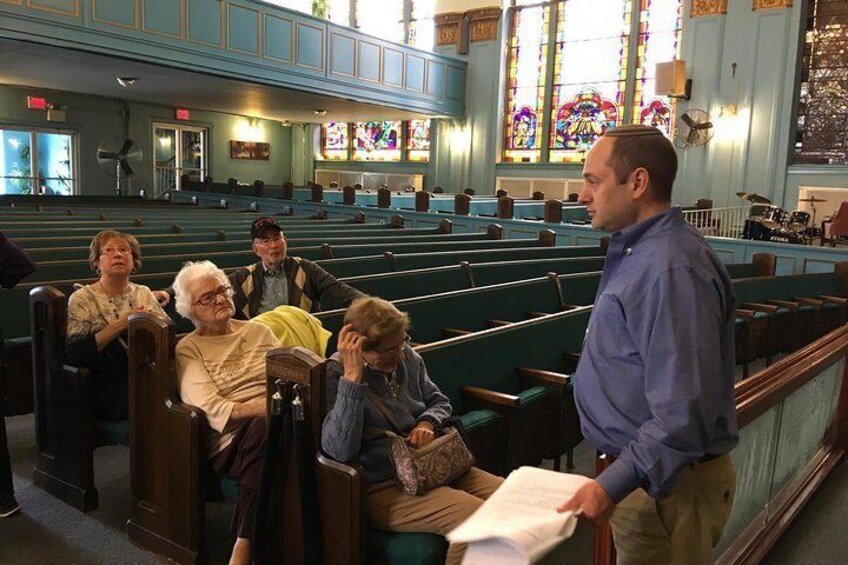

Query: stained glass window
410;0;436;50
407;119;431;161
794;0;848;165
327;0;351;26
322;123;349;160
352;121;402;161
503;3;551;162
631;0;683;137
357;0;404;43
504;0;683;163
549;0;631;163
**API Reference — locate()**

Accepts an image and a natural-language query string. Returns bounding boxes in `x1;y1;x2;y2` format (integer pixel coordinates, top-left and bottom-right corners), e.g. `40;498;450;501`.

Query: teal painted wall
0;85;293;196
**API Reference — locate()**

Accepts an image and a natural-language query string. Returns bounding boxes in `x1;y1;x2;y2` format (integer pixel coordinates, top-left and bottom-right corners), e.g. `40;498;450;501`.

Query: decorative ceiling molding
690;0;728;17
467;7;501;43
752;0;792;10
434;12;464;47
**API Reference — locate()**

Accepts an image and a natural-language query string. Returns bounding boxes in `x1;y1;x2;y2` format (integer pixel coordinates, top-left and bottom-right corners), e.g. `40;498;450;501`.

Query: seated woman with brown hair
66;230;167;422
321;297;503;565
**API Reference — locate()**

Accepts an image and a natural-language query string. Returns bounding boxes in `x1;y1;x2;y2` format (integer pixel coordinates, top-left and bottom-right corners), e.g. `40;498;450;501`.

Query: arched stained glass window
407;119;431;162
631;0;683;137
549;0;631;163
353;121;402;161
503;3;551;162
322;123;349;160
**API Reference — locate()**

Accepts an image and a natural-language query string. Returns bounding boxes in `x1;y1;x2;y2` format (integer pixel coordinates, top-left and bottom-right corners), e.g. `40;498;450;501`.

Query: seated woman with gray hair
321;297;503;565
172;260;279;565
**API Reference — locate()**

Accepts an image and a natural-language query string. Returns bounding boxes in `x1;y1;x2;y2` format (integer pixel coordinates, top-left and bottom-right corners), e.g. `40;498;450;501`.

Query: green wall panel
187;0;222;47
406;54;425;92
382;47;403;88
92;0;136;28
227;3;259;54
426;60;445;97
264;14;292;62
296;21;324;71
446;65;464;102
29;0;79;16
143;0;180;38
357;40;380;82
330;32;355;77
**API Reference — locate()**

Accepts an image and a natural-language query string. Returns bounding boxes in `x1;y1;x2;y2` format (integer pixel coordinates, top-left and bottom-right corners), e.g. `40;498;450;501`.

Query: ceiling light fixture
116;77;139;88
312;109;328;118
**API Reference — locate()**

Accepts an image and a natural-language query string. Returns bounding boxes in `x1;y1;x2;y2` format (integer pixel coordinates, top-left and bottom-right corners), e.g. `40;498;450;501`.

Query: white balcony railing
682;206;749;239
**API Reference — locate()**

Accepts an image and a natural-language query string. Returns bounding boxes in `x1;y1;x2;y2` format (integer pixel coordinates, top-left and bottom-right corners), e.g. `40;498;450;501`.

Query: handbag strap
365;387;406;435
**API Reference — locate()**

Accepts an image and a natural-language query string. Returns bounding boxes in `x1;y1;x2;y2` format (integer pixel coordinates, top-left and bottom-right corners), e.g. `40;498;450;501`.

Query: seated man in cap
230;217;364;318
156;217;363;317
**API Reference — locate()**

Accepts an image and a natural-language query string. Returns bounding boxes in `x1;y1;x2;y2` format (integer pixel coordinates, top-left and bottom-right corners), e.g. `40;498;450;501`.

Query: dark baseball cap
251;217;283;239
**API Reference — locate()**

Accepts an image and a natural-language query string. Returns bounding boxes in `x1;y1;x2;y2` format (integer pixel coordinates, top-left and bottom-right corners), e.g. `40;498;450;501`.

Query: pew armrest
740;302;780;313
462;386;521;407
737;309;756;319
516;367;571;388
795;297;824;307
768;299;799;310
819;295;847;304
317;453;366;565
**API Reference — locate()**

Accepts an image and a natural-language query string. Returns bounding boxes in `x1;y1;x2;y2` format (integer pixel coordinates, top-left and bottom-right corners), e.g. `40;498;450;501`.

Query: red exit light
175;108;190;120
27;96;48;110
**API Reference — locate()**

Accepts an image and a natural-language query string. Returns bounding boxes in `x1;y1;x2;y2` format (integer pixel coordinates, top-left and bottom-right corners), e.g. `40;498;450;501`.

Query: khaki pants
367;467;504;565
610;454;736;565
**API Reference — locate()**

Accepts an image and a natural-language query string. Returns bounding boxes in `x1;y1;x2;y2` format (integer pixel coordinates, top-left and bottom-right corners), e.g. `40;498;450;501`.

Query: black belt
604;453;722;464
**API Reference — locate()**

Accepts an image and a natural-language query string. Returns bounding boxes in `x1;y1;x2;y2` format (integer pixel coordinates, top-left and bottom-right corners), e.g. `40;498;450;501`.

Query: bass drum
765;229;805;245
743;218;771;241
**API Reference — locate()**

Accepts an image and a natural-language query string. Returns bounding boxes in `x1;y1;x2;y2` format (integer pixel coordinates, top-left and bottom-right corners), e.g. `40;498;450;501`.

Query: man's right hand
153;290;170;307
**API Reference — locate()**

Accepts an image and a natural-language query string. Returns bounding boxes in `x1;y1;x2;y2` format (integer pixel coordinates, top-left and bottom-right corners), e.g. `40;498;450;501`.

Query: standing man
558;125;738;564
1;232;36;518
229;217;363;319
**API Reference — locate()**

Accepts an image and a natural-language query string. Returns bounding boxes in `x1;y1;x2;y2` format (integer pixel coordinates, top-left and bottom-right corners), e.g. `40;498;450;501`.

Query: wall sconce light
313;109;328;118
281;120;292;127
656;60;691;100
116;77;138;88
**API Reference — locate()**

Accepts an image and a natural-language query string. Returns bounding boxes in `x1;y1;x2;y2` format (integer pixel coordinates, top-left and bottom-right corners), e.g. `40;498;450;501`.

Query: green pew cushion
517;385;548;405
367;530;448;565
459;409;501;431
93;419;129;446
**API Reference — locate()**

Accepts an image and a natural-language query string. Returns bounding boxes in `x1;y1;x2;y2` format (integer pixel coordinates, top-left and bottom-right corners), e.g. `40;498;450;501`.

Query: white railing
682;206;749;239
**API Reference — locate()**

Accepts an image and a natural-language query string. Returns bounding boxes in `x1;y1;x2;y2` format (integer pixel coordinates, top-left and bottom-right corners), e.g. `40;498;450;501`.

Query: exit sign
27;96;48;110
175;108;190;120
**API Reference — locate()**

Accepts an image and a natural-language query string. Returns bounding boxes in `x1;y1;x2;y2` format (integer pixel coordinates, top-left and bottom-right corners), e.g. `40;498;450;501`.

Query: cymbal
736;191;772;204
798;197;827;203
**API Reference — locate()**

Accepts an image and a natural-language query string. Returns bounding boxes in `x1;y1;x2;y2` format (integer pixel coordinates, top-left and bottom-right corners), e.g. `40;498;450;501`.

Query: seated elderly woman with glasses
66;230;167;422
321;297;503;565
172;260;280;565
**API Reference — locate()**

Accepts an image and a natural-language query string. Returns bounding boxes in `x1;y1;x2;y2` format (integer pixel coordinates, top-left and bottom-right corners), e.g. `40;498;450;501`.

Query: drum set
739;192;823;245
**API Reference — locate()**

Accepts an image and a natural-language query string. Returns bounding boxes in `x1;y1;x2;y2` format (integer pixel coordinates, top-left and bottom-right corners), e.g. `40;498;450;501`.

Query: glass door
153;123;207;192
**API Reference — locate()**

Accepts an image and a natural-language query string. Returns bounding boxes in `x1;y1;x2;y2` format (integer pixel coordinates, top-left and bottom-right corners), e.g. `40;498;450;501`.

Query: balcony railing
683;206;749;239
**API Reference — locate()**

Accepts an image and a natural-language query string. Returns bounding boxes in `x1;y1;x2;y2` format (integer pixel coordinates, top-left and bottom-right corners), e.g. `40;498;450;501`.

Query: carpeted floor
2;411;846;564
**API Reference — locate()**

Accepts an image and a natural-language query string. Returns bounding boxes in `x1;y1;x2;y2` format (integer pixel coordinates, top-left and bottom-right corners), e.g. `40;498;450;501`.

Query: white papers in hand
447;466;592;565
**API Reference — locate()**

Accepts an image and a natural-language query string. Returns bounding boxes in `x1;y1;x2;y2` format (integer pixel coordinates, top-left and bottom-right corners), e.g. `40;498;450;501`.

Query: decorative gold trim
26;0;78;16
467;6;500;42
1;0;24;6
435;12;463;47
405;53;425;92
186;0;224;49
357;39;381;84
91;0;139;30
141;0;185;40
226;3;261;56
328;31;355;77
382;46;405;90
753;0;792;10
262;13;294;64
294;21;325;72
690;0;727;17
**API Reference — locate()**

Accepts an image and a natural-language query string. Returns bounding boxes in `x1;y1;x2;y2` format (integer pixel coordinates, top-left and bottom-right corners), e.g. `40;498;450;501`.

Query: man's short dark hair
603;125;677;202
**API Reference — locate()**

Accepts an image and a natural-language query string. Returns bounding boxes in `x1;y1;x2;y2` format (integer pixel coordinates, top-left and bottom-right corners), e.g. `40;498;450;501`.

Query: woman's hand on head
407;421;436;448
338;323;365;383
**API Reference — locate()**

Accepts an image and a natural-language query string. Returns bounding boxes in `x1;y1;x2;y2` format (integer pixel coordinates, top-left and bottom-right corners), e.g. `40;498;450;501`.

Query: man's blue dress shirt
574;207;739;503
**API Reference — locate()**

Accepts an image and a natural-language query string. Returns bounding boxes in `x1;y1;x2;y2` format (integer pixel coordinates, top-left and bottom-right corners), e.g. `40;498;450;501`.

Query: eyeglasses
194;285;234;307
100;246;132;256
368;335;411;356
256;234;284;246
